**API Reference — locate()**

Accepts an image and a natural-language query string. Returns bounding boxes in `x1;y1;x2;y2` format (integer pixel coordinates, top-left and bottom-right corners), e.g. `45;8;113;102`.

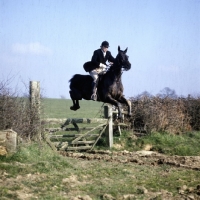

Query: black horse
69;46;131;119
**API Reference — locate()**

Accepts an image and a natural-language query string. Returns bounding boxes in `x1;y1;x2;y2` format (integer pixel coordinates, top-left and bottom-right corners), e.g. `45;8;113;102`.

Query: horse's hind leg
69;90;80;111
70;99;80;110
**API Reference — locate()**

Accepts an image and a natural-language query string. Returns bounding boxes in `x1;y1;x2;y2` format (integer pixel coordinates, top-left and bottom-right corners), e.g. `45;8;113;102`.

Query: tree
157;87;177;99
136;91;152;99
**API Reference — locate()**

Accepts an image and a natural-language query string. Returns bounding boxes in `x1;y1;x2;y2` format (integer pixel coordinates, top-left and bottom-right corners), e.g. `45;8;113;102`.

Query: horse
69;46;132;119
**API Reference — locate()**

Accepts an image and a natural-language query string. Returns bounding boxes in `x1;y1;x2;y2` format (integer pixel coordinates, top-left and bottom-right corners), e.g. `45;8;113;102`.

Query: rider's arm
91;50;100;67
107;51;115;63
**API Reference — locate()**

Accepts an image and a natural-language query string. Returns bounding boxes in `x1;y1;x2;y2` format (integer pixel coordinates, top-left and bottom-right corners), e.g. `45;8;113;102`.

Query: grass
138;131;200;156
1;142;200;199
113;130;200;156
42;98;105;119
0;143;72;173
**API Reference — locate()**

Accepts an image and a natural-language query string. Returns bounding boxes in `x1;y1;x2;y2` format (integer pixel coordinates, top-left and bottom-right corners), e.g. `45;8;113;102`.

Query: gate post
104;104;113;148
29;81;41;140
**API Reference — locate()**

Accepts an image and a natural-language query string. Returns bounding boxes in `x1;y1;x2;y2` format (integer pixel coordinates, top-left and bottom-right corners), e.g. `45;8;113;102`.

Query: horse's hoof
70;106;80;111
118;115;122;120
128;113;132;117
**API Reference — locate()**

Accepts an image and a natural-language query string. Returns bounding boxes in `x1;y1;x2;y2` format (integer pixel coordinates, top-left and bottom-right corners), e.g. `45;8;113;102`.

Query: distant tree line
136;87;178;99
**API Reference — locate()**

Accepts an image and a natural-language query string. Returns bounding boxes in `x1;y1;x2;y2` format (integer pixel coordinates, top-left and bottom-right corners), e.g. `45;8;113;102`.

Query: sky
0;0;200;99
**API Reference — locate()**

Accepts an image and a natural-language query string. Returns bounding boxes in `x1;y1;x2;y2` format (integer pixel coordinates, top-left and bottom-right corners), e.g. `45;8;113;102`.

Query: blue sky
0;0;200;98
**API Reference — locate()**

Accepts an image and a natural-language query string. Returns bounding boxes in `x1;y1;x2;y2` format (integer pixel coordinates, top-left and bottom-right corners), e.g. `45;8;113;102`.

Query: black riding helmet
101;41;109;48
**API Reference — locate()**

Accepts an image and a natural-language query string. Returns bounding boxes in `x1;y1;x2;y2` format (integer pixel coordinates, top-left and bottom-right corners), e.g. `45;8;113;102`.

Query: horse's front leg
105;95;123;119
127;100;132;116
117;103;123;119
118;96;132;117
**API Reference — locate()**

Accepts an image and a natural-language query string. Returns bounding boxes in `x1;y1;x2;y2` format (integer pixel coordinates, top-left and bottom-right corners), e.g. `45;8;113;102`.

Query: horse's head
115;46;131;71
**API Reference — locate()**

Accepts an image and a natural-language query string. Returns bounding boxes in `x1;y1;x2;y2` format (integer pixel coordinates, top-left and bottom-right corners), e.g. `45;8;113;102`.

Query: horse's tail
69;74;78;83
69;76;73;83
69;74;85;83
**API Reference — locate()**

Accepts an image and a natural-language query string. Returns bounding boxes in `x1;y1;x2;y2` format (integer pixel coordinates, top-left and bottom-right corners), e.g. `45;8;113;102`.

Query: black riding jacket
83;49;115;72
91;49;115;67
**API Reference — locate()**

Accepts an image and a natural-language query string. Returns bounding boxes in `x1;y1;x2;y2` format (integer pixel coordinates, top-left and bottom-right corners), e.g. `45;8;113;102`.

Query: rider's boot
91;81;97;101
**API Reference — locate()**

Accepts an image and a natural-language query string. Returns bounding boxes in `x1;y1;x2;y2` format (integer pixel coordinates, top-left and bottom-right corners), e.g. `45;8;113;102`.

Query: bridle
106;51;130;72
116;52;130;71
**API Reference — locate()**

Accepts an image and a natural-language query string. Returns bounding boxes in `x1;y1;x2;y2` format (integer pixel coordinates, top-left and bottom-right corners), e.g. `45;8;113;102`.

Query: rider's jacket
91;49;115;67
83;49;115;72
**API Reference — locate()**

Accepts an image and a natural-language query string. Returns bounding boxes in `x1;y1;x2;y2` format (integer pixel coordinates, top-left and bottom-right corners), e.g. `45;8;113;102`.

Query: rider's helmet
101;41;109;48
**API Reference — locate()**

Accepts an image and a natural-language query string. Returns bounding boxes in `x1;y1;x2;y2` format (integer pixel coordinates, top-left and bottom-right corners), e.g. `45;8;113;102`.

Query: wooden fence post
104;104;113;148
30;81;41;140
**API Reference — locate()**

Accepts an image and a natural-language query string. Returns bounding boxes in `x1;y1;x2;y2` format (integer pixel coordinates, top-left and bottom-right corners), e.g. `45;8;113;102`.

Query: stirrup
91;94;97;101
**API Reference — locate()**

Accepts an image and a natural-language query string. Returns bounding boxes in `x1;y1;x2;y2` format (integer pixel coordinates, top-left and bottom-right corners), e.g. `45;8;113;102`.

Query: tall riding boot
91;81;97;101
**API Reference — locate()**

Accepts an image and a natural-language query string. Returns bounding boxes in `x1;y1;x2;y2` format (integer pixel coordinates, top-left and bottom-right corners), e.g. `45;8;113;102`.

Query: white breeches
89;68;106;83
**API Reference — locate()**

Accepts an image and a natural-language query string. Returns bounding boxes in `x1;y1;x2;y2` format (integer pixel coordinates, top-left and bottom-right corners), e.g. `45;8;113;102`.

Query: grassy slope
42;98;105;119
1;143;200;199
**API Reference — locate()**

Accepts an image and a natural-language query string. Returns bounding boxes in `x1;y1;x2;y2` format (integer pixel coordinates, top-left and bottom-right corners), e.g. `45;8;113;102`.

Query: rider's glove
99;63;107;69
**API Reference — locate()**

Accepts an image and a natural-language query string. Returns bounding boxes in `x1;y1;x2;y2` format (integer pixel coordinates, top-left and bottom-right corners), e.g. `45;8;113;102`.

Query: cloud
12;42;52;55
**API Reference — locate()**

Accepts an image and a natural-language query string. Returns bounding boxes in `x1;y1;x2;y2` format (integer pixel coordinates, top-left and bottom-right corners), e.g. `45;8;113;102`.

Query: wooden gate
45;104;130;151
45;117;111;151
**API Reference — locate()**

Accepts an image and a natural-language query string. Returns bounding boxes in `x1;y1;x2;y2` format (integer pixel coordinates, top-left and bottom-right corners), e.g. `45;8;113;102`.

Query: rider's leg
91;81;97;100
89;70;98;101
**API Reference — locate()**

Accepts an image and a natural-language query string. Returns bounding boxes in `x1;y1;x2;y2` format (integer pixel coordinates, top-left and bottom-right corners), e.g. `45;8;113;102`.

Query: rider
90;41;115;101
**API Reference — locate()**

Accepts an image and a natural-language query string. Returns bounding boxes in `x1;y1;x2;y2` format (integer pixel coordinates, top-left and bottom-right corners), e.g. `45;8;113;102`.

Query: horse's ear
118;46;120;52
124;48;128;53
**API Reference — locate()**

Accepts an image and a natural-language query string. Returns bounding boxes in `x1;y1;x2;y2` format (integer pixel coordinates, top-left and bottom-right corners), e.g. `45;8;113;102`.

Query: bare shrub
184;95;200;131
127;96;192;134
0;80;42;140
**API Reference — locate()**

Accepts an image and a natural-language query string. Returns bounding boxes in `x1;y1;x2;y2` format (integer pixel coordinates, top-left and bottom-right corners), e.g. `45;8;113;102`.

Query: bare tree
0;79;43;140
157;87;177;99
136;91;152;99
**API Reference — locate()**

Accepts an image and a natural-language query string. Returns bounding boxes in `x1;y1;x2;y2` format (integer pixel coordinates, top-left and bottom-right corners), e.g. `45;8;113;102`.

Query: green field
42;98;105;119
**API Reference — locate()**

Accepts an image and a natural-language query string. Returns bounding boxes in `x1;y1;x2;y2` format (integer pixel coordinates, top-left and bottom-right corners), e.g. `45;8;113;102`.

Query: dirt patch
59;150;200;199
60;150;200;171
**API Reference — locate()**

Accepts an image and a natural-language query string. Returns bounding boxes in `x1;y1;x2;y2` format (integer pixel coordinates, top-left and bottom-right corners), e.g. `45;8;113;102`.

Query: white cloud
12;42;52;55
